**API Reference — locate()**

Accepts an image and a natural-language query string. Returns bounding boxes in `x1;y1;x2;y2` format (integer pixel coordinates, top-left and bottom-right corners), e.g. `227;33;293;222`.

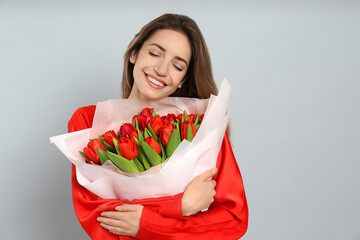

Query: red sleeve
68;106;248;240
136;134;248;240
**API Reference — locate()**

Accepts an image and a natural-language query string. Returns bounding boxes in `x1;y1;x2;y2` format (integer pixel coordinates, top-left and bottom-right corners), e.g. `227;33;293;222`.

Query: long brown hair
121;13;231;138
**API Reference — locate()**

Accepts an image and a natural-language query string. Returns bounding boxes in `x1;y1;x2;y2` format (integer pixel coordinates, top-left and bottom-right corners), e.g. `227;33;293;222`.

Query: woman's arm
135;133;248;240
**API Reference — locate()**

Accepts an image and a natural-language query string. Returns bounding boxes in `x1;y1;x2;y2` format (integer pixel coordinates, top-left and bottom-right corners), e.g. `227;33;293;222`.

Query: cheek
171;71;186;85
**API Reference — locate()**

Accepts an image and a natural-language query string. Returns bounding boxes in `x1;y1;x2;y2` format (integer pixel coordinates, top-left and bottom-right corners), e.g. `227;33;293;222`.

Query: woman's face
129;29;192;101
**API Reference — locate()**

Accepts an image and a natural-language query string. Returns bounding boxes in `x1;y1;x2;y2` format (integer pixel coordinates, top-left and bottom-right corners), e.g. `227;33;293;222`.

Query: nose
154;59;168;77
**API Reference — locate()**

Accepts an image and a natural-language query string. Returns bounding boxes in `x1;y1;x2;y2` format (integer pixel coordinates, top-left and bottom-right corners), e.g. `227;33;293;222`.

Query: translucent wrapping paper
50;79;230;202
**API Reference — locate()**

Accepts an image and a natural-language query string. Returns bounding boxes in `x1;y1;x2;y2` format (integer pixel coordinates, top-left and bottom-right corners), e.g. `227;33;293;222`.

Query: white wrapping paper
50;79;231;202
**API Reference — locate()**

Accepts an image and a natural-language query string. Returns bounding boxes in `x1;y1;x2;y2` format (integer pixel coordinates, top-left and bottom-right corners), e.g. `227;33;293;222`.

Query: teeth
147;75;165;87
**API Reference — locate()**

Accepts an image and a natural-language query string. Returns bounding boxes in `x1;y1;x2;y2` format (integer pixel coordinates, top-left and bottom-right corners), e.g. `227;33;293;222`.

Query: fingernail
97;217;100;221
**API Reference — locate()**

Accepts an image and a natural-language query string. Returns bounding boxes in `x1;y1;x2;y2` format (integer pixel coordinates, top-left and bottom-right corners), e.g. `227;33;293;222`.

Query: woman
68;13;248;239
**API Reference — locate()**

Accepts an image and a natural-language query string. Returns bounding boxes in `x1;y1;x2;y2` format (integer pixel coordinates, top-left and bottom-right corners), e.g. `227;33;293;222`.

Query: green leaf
97;149;109;165
152;110;156;117
140;139;162;166
159;140;166;162
194;114;201;126
166;123;181;158
99;136;116;153
183;110;190;121
106;151;139;173
147;123;158;141
113;138;121;155
144;128;151;139
186;124;194;142
133;118;139;130
195;124;201;131
79;151;86;158
133;158;145;172
137;128;144;142
133;137;151;170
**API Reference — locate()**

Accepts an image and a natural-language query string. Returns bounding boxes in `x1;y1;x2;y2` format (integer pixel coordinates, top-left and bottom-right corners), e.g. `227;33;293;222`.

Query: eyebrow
149;43;188;67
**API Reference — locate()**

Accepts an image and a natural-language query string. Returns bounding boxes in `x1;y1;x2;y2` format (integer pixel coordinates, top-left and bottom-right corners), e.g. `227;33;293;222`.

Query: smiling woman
68;13;248;240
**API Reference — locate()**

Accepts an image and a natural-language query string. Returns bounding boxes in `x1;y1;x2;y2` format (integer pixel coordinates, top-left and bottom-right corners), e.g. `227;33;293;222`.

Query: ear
130;51;137;64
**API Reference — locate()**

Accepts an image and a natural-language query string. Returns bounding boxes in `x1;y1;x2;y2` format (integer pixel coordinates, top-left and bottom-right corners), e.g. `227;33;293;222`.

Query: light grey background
1;1;359;239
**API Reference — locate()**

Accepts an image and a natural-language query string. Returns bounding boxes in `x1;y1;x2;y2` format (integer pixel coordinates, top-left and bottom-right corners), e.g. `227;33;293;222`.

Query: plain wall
1;1;359;239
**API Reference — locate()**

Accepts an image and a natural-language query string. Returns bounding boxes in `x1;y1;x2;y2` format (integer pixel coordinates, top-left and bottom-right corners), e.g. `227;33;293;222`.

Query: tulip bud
181;121;196;141
120;123;138;139
160;124;175;146
140;108;154;117
150;115;164;137
83;139;107;165
188;114;197;123
144;136;161;155
101;130;118;147
177;114;186;123
162;113;177;125
118;137;138;160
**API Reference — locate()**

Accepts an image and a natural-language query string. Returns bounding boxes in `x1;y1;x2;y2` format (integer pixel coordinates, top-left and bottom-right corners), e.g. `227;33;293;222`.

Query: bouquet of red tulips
81;107;203;174
50;79;230;201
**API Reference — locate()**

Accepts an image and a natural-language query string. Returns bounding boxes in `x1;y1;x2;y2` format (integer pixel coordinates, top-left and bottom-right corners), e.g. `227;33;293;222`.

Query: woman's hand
181;168;217;216
97;204;144;236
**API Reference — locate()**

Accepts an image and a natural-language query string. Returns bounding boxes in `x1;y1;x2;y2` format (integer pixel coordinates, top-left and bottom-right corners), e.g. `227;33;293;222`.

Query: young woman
68;13;248;240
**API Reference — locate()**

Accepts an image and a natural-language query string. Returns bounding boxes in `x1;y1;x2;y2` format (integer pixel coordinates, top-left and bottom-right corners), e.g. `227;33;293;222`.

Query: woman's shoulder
68;105;96;132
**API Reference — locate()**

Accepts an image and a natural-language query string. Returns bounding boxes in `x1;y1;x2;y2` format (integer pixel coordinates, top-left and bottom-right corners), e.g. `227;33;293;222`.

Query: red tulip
150;115;164;136
181;120;196;140
177;114;185;122
120;123;138;139
160;124;175;146
83;139;107;165
140;108;154;117
132;115;152;132
144;136;161;155
101;130;118;147
200;114;204;123
188;114;197;123
118;137;138;160
162;113;177;125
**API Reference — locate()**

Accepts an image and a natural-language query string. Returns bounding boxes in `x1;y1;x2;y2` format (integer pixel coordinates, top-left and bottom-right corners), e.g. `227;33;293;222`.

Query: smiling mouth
145;74;167;88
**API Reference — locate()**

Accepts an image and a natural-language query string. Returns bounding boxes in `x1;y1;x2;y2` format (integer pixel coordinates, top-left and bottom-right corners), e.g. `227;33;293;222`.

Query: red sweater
68;105;248;240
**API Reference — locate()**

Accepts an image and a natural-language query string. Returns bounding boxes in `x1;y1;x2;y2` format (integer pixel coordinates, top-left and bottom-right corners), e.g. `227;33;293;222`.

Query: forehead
144;29;192;61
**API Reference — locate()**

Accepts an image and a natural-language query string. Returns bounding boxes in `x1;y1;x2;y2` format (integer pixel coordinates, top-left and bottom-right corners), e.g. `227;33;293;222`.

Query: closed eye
173;64;183;72
149;51;160;57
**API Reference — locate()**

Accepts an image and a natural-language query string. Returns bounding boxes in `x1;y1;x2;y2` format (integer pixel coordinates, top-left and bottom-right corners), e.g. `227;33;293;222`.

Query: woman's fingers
98;204;144;236
196;168;217;182
115;204;141;212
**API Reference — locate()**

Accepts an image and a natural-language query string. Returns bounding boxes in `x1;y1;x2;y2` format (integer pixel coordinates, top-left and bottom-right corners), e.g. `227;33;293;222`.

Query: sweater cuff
155;192;185;219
